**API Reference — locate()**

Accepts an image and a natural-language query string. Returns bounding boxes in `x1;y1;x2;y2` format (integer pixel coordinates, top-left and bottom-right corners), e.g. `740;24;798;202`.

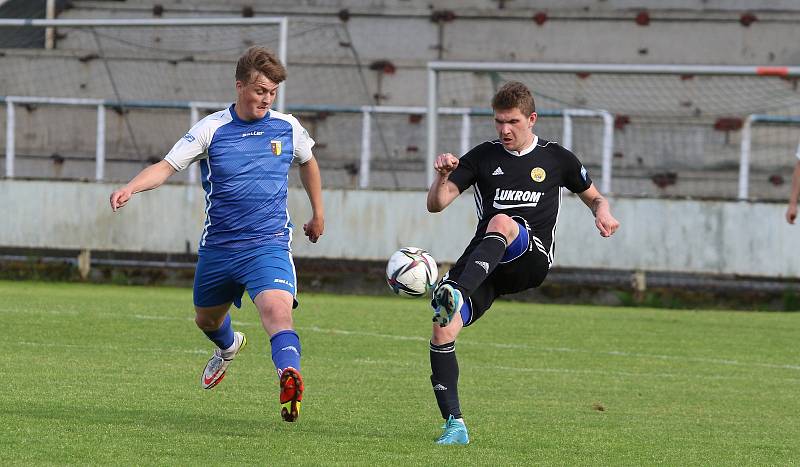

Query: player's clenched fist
303;216;324;243
434;153;459;176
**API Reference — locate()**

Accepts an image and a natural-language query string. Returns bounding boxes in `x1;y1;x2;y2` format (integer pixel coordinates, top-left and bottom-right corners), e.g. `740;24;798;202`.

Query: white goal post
739;114;800;200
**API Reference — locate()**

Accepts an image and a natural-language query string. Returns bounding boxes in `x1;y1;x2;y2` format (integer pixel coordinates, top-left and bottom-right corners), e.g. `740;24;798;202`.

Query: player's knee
194;313;223;331
487;213;517;240
261;305;293;320
431;321;462;344
257;302;294;331
431;329;457;345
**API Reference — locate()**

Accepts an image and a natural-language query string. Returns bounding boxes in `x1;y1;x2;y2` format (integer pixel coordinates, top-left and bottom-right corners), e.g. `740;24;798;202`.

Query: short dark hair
235;46;287;84
491;81;535;116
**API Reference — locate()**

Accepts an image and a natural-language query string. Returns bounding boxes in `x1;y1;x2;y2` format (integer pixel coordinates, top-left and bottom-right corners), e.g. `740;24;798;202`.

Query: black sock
430;340;461;419
455;232;507;296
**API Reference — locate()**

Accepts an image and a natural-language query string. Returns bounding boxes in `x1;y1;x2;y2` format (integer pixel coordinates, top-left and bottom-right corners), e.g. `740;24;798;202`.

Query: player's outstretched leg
433;283;464;327
436;415;470;445
201;331;247;389
279;367;304;422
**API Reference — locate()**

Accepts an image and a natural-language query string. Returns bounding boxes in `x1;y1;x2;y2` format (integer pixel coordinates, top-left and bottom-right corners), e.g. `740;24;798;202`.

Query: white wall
1;179;798;278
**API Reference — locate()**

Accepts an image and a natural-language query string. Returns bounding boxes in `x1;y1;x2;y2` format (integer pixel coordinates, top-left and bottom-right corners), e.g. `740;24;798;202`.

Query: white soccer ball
386;247;438;298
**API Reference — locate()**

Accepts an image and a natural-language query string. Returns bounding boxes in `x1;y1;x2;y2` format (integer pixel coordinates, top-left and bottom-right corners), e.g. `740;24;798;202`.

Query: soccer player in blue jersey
426;82;619;444
109;46;323;422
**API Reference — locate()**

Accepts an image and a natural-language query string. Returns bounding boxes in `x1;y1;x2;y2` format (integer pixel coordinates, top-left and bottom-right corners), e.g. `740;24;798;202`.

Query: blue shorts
193;245;298;309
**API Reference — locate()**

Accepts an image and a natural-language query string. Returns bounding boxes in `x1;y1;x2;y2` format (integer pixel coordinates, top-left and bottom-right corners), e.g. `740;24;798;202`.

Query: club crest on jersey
271;140;282;156
531;167;546;182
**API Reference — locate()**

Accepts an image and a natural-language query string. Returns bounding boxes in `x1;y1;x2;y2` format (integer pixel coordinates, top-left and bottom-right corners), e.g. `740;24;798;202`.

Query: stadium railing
1;96;613;189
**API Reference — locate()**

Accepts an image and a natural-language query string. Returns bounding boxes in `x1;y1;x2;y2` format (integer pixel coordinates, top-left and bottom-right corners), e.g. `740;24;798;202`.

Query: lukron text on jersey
493;189;544;204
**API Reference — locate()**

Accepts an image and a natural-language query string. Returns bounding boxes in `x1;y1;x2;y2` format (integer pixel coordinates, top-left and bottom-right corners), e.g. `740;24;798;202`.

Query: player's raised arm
427;152;462;212
109;160;176;212
577;183;620;237
299;155;325;243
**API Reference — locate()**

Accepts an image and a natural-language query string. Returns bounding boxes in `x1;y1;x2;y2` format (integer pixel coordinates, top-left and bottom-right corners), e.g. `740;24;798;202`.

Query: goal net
428;63;800;200
0;16;420;186
1;18;287;103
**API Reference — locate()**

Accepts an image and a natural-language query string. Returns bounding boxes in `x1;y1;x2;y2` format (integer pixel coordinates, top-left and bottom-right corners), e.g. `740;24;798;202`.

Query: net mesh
434;70;800;200
3;20;800;198
0;19;386;184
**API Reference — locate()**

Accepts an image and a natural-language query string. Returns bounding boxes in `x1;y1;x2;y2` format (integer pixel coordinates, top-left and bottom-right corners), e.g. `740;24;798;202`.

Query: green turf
1;280;799;465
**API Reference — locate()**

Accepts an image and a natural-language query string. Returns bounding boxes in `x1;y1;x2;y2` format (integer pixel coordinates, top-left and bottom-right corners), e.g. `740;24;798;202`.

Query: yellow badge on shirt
531;167;546;182
271;140;282;156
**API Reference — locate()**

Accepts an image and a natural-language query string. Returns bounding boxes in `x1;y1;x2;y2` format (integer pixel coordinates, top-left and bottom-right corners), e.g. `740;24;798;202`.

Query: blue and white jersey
164;105;314;250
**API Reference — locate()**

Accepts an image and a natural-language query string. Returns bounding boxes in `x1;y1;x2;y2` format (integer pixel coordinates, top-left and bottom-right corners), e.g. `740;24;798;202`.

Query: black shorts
441;221;550;326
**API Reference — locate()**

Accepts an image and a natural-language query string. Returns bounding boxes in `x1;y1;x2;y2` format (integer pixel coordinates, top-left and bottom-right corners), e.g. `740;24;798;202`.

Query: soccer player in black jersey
426;81;620;445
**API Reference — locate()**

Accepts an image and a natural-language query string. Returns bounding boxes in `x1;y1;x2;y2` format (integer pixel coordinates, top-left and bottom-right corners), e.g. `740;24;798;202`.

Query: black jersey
448;136;592;264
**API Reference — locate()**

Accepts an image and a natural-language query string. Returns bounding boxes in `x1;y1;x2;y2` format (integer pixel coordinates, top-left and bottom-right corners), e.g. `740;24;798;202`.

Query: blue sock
270;330;301;373
203;313;235;350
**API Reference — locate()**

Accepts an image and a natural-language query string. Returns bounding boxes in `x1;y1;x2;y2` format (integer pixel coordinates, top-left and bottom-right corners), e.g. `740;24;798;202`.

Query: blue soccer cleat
436;415;470;445
432;284;464;327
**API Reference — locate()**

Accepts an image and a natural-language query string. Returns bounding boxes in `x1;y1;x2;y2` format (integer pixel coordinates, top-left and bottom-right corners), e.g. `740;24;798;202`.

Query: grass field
2;280;799;465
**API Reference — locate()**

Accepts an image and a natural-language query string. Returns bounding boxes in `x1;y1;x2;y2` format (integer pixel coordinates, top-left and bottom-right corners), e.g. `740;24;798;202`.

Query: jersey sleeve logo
183;133;196;143
271;140;282;156
531;167;546;182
